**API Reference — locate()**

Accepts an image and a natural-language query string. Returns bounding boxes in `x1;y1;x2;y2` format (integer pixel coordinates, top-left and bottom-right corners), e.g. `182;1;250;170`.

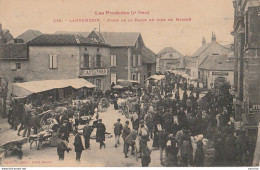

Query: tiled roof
28;34;107;46
55;31;141;47
55;31;91;38
199;54;234;71
0;44;28;59
191;42;212;57
101;32;141;47
157;47;179;57
142;46;156;64
191;41;229;58
16;29;42;43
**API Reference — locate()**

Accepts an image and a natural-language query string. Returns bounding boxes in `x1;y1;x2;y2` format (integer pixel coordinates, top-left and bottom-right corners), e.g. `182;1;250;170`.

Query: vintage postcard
0;0;260;168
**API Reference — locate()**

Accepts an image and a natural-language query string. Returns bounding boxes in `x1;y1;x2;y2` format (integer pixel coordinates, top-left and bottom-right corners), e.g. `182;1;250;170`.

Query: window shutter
11;63;16;70
89;55;92;68
114;55;117;66
53;55;58;68
138;73;141;83
138;55;141;66
110;55;113;66
49;55;53;68
94;55;97;67
133;55;136;67
80;56;84;68
101;79;104;90
100;55;103;67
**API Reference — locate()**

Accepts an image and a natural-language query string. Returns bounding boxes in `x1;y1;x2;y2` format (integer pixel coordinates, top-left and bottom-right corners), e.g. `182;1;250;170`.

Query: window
138;55;141;66
111;73;117;84
11;63;21;70
132;73;136;80
16;63;21;70
95;79;101;90
49;55;58;69
95;54;102;67
83;54;90;68
110;55;117;66
133;55;136;67
137;73;141;83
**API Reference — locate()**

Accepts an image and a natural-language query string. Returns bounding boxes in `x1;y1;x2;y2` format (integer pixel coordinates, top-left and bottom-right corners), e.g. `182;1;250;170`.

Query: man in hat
59;121;69;142
122;120;131;153
73;130;84;161
82;121;93;149
114;118;123;148
96;119;106;149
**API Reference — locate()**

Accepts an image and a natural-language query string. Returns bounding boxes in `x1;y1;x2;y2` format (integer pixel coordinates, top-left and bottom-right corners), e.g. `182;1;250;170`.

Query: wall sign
212;72;228;76
81;69;107;76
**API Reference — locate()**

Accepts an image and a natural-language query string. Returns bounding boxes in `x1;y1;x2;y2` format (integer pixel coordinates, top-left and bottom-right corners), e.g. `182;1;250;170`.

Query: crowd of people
4;71;252;167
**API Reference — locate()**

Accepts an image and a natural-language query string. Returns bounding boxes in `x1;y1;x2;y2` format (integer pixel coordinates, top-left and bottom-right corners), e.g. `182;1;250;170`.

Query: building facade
190;34;230;78
87;31;156;85
28;34;111;91
233;0;260;132
199;54;234;88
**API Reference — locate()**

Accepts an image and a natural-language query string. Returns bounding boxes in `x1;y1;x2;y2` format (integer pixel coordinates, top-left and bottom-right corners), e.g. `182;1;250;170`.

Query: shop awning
13;78;96;98
146;75;165;81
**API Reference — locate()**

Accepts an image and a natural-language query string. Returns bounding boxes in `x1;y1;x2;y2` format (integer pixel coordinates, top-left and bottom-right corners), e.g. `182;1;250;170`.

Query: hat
117;118;121;121
125;120;129;124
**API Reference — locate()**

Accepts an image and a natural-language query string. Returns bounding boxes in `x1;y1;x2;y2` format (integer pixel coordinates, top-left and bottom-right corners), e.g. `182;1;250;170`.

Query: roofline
28;43;110;47
198;68;234;71
1;58;29;60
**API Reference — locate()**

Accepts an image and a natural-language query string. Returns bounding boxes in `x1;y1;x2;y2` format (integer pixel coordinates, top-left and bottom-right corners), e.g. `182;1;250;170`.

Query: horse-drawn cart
29;110;58;150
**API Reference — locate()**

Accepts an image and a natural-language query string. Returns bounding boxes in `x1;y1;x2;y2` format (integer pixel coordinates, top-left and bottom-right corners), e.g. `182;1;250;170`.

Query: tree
0;80;8;118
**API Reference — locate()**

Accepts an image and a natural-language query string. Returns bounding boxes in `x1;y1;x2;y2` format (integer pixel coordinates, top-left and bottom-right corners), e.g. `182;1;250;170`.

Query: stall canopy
146;75;165;81
13;78;96;98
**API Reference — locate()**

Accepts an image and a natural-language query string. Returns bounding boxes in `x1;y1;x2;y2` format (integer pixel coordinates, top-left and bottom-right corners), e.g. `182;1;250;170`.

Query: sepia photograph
0;0;260;168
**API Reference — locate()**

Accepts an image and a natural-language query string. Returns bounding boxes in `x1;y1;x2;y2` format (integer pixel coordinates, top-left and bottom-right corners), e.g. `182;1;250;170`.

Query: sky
0;0;234;55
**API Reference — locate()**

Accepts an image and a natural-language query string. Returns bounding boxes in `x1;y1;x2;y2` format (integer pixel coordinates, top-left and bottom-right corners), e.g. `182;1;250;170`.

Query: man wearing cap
122;120;130;153
83;121;93;149
73;130;84;161
114;118;123;148
96;119;106;149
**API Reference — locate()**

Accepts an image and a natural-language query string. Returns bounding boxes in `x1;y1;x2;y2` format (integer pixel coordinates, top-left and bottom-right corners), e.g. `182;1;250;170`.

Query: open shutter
114;55;117;66
101;79;104;90
53;55;58;68
100;55;103;67
94;55;97;67
11;62;16;70
80;55;84;68
89;55;92;68
138;73;141;83
110;55;113;66
49;55;53;68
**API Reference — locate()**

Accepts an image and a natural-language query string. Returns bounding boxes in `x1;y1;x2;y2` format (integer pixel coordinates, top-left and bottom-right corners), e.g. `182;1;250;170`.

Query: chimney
202;36;206;45
211;32;216;42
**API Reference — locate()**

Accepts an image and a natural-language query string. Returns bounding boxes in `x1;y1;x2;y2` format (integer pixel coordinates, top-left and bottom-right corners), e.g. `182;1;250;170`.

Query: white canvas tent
12;78;96;98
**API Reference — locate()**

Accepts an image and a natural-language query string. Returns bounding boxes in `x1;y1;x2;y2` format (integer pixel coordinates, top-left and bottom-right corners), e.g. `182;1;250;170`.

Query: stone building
56;31;156;85
190;33;230;78
28;34;111;91
232;0;260;150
